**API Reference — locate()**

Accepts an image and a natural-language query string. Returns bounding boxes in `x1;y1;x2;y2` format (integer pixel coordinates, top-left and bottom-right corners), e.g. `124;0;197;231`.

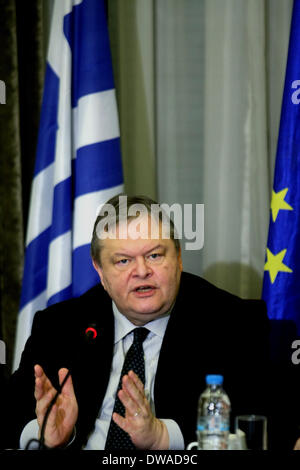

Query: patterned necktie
105;327;150;450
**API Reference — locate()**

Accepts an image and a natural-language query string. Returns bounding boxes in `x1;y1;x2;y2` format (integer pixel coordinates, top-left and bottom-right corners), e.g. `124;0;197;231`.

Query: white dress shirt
20;302;184;450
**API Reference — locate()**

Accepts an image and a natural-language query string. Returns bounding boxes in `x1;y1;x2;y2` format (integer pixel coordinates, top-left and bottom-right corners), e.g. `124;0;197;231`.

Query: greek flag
13;0;123;370
262;0;300;333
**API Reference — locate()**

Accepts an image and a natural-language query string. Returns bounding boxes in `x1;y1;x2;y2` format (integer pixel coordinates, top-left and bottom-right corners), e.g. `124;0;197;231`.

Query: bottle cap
205;374;223;385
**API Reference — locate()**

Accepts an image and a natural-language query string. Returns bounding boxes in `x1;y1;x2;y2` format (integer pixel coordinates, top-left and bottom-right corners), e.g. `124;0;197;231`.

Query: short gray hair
91;193;180;266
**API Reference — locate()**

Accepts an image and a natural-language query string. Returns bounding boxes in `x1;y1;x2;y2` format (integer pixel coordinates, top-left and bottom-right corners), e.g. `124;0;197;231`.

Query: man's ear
92;259;105;286
178;246;183;272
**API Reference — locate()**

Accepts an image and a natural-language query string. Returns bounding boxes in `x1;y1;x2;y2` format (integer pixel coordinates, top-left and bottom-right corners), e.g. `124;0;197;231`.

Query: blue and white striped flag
13;0;123;370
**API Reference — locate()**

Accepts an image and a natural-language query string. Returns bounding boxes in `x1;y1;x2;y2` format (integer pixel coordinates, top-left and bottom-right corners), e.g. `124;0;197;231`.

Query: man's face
92;215;183;325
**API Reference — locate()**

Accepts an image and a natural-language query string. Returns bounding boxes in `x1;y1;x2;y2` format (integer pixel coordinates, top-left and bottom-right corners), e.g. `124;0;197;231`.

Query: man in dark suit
4;194;273;450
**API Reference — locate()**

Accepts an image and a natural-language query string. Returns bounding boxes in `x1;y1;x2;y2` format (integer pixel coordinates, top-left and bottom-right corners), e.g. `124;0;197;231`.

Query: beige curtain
108;0;293;299
108;0;157;200
202;0;270;298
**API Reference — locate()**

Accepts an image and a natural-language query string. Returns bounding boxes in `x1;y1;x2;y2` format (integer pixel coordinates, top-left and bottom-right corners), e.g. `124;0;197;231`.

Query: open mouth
133;285;157;295
134;286;155;292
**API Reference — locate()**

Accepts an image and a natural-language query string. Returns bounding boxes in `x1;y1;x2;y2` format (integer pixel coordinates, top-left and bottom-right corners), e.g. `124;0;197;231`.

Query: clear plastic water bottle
197;374;231;450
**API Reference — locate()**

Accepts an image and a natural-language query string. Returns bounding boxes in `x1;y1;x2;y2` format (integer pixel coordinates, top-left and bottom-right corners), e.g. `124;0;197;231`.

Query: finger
118;388;143;418
112;411;128;433
34;366;57;414
34;366;54;401
34;377;46;401
34;364;44;378
128;370;145;394
34;364;47;393
35;375;51;400
58;368;74;397
122;374;145;406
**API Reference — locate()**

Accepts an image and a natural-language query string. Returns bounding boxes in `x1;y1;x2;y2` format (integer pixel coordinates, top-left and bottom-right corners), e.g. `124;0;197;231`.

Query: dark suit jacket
4;272;272;449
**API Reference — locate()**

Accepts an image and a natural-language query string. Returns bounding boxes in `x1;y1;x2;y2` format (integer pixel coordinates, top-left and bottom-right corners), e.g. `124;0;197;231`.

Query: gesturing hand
34;364;78;448
112;370;169;450
294;438;300;450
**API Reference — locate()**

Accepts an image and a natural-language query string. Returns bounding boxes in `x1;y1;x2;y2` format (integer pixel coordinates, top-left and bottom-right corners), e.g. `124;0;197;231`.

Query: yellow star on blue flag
264;248;293;284
262;0;300;332
270;188;293;222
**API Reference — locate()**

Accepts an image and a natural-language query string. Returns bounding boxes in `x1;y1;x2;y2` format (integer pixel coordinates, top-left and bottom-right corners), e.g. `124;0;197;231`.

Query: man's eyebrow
112;244;165;258
145;244;165;254
112;252;132;258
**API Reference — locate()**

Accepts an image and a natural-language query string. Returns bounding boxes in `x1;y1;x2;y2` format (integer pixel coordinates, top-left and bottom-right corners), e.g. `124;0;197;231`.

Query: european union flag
262;0;300;334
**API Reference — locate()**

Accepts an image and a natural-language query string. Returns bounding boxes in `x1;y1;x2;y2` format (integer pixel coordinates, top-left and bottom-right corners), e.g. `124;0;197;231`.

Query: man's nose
134;257;151;277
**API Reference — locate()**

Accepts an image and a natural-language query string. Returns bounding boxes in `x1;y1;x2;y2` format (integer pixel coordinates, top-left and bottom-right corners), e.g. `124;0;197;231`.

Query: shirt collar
112;301;172;344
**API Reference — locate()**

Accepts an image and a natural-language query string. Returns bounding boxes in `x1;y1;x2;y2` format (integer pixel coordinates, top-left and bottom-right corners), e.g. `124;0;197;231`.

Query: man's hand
34;364;78;448
112;370;169;450
294;438;300;450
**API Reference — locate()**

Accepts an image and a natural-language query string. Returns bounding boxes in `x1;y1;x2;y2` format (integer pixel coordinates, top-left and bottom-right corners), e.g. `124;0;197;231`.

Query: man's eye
117;259;129;266
149;253;161;260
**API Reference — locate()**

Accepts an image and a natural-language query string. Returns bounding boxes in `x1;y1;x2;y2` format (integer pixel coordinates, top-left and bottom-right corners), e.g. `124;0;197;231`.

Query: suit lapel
70;286;115;445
